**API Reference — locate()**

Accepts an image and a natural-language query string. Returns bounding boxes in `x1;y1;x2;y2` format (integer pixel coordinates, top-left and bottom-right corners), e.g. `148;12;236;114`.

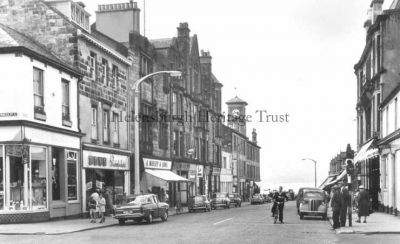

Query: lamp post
132;70;181;195
302;158;317;188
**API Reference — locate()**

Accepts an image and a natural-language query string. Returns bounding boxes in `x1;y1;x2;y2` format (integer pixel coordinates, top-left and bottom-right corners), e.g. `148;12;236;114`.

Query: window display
67;150;78;201
9;156;26;211
31;147;47;210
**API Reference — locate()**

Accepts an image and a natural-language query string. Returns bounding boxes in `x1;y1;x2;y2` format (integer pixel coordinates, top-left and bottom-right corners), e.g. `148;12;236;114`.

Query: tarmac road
1;201;399;244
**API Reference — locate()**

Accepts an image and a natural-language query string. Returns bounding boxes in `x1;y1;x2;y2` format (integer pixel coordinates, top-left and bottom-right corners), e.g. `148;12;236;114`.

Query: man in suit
331;185;342;229
340;185;351;227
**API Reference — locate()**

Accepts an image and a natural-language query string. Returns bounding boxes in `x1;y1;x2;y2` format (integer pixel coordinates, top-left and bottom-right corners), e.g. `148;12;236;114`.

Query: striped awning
354;139;378;163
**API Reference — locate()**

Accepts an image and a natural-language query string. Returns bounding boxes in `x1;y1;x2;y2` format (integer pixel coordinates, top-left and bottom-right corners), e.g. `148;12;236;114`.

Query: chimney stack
252;129;257;144
177;22;190;38
370;0;384;24
95;1;141;42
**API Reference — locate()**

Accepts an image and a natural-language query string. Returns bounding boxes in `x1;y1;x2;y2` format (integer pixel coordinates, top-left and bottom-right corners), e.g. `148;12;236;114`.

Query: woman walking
98;193;106;223
356;185;369;223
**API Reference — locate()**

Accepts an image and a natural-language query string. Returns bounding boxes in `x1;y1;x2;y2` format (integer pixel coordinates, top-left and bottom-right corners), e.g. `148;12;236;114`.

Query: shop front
172;162;197;203
81;149;130;215
141;158;190;208
0;125;82;223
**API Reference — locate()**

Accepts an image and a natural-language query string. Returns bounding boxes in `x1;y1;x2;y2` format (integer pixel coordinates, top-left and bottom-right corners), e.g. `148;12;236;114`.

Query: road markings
213;218;233;225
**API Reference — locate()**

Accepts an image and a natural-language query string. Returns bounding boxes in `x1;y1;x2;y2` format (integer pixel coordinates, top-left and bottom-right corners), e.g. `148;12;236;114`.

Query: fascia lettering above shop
83;150;129;171
143;158;172;170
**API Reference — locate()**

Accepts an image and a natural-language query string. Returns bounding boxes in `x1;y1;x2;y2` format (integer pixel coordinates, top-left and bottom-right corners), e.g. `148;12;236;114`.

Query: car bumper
114;213;145;219
190;206;208;210
212;203;228;207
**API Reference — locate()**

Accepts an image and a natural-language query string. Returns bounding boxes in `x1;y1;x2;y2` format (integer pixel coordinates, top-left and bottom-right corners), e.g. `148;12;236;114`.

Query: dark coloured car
113;194;169;225
227;193;242;207
297;188;328;220
188;195;211;212
250;194;264;205
211;193;230;209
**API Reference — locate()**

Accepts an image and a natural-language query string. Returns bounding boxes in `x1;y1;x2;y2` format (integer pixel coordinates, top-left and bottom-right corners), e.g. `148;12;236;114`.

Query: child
98;193;106;223
88;196;97;223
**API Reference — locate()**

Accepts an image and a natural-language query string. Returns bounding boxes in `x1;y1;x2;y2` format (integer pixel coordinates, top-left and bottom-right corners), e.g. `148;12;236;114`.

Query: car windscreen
304;191;324;199
194;196;204;202
214;194;226;198
127;196;149;204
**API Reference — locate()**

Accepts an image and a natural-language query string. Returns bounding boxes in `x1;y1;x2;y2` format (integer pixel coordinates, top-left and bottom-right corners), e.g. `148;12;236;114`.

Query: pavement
327;207;400;234
0;202;251;235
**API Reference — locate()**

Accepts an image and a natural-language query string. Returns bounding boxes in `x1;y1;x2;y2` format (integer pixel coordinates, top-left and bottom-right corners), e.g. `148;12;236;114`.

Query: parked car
211;193;231;209
250;194;264;205
188;195;211;212
297;188;328;220
227;193;242;207
113;194;169;225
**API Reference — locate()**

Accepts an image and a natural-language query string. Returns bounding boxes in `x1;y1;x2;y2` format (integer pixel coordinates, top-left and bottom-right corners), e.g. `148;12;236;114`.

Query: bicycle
273;201;284;224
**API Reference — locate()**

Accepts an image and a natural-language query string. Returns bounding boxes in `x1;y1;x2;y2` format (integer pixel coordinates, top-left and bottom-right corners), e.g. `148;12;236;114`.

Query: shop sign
189;164;197;179
173;162;190;171
83;151;129;170
143;158;172;170
212;167;221;175
0;112;17;118
66;151;78;161
197;165;204;178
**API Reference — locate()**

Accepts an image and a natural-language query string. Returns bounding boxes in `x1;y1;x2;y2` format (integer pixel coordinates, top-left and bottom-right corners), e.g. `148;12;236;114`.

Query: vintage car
296;187;316;212
250;194;265;205
227;193;242;207
188;195;211;212
113;194;169;225
211;193;231;209
297;188;328;220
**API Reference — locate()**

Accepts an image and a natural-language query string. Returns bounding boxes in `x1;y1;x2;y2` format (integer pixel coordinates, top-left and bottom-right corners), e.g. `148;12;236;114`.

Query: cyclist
271;186;288;223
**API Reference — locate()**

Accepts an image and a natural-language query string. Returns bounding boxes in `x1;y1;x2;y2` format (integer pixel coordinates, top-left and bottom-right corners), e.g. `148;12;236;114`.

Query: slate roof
226;96;248;105
0;23;80;76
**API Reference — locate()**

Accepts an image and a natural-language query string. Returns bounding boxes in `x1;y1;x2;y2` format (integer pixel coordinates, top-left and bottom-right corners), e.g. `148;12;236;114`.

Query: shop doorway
85;169;125;214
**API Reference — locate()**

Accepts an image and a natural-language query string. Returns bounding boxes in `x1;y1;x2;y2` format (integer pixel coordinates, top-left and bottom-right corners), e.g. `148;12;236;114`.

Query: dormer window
70;2;90;31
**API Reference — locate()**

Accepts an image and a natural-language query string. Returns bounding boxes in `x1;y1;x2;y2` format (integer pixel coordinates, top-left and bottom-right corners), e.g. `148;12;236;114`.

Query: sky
85;0;393;192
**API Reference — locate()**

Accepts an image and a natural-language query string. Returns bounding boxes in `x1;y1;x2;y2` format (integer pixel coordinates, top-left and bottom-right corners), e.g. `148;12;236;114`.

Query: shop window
91;106;98;140
0;146;3;211
9;155;26;210
67;151;78;201
33;67;45;115
31;146;47;210
62;79;70;122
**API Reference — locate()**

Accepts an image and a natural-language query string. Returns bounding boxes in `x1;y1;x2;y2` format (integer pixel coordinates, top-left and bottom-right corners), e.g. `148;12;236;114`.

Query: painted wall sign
143;158;172;170
83;150;129;170
0;112;17;117
173;162;190;171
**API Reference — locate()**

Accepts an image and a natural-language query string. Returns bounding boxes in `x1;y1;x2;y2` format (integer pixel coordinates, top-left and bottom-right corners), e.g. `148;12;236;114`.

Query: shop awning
354;139;378;163
319;174;337;189
145;169;190;182
326;169;347;187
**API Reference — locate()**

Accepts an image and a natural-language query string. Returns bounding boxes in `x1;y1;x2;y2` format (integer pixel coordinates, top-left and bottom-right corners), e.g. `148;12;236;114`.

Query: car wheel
147;214;153;224
189;209;192;213
161;211;168;221
118;219;125;225
227;204;230;209
322;214;327;220
204;208;207;212
300;214;304;220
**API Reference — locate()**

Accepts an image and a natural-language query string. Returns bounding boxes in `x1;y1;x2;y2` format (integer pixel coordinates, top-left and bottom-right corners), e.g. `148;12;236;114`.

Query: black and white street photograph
1;0;400;243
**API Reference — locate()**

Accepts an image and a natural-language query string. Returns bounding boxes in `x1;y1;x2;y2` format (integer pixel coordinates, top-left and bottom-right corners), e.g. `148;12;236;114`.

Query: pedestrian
356;185;369;223
340;186;351;227
88;196;97;223
98;193;106;223
330;185;341;229
378;188;383;212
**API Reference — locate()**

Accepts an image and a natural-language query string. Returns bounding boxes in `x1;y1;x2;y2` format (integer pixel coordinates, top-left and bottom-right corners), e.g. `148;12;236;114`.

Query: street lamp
132;70;182;194
302;158;317;188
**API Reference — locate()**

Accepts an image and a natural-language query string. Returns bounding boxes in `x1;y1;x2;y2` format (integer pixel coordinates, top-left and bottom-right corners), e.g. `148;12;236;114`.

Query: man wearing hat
330;185;342;229
356;185;369;223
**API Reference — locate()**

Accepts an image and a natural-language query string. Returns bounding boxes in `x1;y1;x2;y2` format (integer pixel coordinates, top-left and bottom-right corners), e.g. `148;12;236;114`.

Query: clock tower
226;96;248;136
